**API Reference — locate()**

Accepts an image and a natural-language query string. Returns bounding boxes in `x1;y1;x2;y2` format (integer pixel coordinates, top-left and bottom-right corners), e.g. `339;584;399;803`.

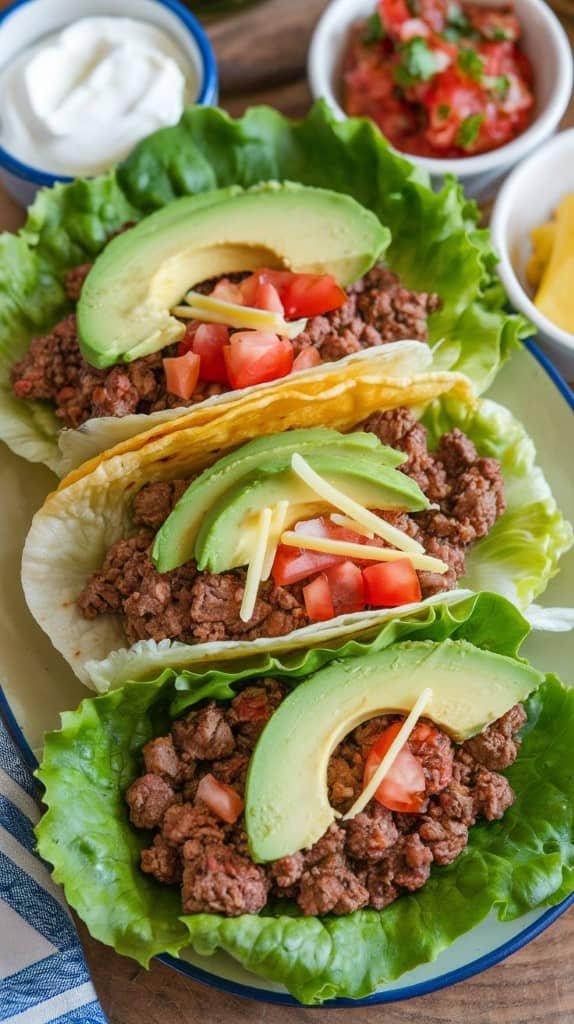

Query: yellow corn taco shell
23;355;474;687
57;341;437;483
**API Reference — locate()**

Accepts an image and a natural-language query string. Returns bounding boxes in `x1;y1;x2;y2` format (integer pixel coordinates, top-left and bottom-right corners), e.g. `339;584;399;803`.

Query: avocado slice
245;640;543;862
195;452;428;572
77;182;390;368
152;429;406;573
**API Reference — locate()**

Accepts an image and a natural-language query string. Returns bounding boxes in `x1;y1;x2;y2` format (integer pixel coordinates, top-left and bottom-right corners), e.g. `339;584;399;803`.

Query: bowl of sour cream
0;0;218;204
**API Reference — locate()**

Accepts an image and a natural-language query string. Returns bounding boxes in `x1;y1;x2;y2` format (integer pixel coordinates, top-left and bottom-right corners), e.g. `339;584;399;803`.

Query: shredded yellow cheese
280;531;448;574
290;453;425;554
261;501;289;581
343;687;433;820
173;291;307;339
330;513;374;538
240;507;273;622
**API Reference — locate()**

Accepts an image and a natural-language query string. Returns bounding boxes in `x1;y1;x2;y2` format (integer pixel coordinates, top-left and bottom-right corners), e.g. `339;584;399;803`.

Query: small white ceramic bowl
309;0;573;195
0;0;218;207
491;127;574;378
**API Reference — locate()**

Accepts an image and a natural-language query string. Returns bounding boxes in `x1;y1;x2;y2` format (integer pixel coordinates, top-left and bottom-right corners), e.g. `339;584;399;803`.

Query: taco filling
10;262;440;429
77;407;504;644
126;676;524;918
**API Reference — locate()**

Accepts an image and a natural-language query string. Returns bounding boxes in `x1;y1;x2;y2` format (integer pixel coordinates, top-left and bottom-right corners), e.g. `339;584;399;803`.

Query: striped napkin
0;690;107;1024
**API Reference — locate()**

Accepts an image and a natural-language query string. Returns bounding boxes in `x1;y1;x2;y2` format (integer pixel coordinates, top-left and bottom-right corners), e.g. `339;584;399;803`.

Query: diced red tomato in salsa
240;268;346;319
363;721;426;812
343;0;534;159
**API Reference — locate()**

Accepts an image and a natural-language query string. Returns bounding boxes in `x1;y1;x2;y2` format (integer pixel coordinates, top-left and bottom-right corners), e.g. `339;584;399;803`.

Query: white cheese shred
240;507;273;622
343;687;434;820
261;500;289;581
175;291;307;339
280;531;448;574
290;453;425;554
330;513;374;538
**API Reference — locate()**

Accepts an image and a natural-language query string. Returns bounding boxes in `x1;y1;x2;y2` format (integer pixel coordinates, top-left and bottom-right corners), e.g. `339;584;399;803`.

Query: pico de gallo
343;0;535;159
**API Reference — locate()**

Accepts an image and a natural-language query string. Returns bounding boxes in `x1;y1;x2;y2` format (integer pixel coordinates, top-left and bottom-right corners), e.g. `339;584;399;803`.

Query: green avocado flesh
151;429;418;574
245;640;543;863
77;182;390;369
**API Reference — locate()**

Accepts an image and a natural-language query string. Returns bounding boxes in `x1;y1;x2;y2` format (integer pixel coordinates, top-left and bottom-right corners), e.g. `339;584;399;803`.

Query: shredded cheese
173;291;307;339
280;531;448;574
330;513;374;538
240;507;273;622
290;453;425;554
343;687;434;820
261;500;289;581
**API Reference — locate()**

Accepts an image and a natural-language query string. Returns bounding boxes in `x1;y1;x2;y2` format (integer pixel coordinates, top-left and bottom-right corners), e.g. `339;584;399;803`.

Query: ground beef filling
77;407;505;643
11;265;440;429
125;678;525;917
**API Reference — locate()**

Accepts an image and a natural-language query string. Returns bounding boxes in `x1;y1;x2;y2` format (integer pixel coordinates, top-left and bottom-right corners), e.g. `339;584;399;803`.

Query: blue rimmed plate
0;339;572;1006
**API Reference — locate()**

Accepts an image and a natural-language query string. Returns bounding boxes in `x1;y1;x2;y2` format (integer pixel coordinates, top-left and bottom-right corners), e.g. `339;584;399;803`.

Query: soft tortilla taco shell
57;341;436;484
23;361;474;686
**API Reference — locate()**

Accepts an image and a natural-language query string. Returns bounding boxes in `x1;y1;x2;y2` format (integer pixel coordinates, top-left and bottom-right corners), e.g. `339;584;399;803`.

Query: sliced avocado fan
152;428;422;574
77;182;391;369
245;639;543;863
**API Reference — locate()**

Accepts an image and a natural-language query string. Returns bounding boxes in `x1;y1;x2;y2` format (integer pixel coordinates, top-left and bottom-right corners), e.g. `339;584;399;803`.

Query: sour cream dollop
0;17;198;176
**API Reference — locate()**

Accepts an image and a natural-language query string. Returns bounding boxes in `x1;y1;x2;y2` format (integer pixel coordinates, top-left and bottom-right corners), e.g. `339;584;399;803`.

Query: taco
21;363;571;689
1;102;529;475
35;594;574;1004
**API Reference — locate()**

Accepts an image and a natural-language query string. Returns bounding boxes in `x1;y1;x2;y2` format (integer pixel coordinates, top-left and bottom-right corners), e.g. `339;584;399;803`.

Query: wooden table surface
1;1;573;1020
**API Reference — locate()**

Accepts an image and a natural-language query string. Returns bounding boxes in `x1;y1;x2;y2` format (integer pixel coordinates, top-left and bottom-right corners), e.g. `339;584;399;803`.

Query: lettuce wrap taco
35;594;574;1004
21;360;571;689
0;102;529;476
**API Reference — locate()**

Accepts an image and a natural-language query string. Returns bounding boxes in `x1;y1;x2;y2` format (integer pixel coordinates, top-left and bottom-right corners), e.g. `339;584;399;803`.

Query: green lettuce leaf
35;594;574;1003
1;102;529;470
422;396;573;607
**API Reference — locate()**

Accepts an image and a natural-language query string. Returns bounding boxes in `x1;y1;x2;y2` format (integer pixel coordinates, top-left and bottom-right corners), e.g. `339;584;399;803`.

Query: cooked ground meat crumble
11;263;440;429
125;678;525;917
77;406;505;643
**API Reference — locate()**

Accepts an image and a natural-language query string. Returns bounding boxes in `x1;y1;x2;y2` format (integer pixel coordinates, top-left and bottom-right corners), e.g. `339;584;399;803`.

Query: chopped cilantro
491;25;511;40
490;74;511;99
457;47;485;82
455;113;484;148
438;103;451;120
363;11;385;44
443;2;472;39
394;38;439;88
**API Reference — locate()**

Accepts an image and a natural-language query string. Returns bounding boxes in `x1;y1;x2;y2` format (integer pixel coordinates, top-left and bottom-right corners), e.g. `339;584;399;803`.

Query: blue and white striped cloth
0;691;107;1024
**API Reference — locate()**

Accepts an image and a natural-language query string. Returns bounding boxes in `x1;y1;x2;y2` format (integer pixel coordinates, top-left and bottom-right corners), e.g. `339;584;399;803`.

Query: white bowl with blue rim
308;0;573;198
0;0;218;207
491;127;574;380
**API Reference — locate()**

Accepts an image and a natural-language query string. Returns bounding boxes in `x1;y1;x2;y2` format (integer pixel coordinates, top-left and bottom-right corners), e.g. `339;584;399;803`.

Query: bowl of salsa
309;0;572;183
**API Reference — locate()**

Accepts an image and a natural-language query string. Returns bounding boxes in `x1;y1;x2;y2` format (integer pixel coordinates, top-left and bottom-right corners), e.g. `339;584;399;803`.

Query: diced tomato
281;274;347;319
240;268;345;319
362;559;422;607
254;280;284;315
196;773;244;823
178;321;199;355
303;573;335;621
364;721;426;813
378;0;410;36
163;350;200;400
224;331;294;390
272;544;344;586
292;347;322;372
212;278;244;305
190;323;229;383
324;561;366;615
293;516;366;544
